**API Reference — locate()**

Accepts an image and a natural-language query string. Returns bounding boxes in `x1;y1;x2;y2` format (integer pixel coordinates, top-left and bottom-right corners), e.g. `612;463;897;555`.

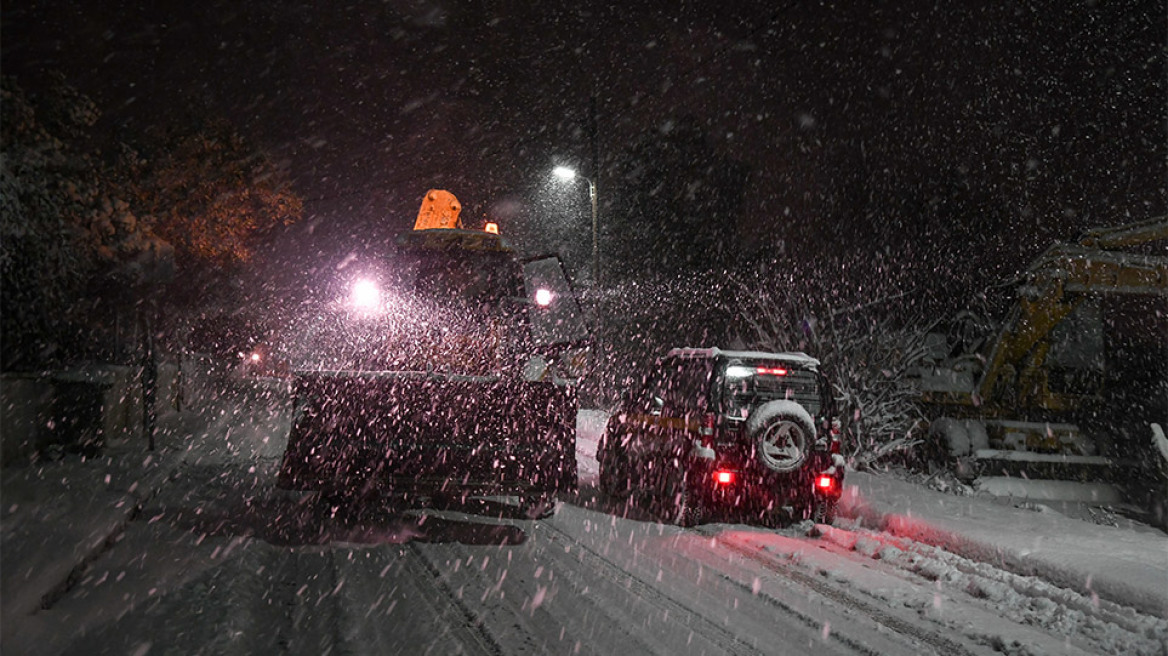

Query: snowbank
839;471;1168;619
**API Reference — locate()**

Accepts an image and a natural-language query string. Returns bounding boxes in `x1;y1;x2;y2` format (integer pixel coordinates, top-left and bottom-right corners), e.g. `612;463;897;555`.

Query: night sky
3;0;1165;283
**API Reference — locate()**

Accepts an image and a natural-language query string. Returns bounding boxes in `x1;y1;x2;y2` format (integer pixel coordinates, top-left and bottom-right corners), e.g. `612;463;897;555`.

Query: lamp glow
351;279;380;309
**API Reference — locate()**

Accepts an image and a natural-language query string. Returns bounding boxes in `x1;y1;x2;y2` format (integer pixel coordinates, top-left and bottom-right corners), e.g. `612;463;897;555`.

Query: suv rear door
719;359;826;423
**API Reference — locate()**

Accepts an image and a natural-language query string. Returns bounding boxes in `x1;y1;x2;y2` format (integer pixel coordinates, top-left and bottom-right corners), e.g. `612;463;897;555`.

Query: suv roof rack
665;347;820;369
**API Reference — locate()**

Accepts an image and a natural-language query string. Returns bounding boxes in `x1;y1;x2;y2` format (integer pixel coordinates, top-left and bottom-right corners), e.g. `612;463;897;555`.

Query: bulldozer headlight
350;278;381;310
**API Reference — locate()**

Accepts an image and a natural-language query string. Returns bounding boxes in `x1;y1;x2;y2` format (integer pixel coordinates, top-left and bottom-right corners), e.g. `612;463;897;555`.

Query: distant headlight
534;288;554;307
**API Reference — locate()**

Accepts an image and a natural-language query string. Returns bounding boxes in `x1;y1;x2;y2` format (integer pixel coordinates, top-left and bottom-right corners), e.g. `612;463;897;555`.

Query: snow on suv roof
665;347;820;370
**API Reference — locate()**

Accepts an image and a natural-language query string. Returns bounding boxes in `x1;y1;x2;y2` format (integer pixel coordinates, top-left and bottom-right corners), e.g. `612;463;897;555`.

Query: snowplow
917;216;1168;516
276;190;589;517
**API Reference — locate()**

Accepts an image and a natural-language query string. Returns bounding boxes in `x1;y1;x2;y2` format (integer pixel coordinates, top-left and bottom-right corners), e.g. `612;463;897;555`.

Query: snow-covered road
11;393;1166;655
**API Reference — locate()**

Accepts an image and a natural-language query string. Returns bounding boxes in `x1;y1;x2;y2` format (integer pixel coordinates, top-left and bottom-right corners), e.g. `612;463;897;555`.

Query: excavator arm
978;242;1168;410
1077;215;1168;249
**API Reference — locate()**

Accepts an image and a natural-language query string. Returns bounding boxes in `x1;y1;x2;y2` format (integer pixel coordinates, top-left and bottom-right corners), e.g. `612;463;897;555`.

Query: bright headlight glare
725;365;754;380
351;279;380;309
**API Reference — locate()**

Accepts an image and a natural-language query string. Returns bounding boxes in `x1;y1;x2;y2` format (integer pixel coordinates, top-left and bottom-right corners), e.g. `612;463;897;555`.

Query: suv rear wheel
666;472;703;527
811;498;837;525
746;401;814;474
598;432;634;500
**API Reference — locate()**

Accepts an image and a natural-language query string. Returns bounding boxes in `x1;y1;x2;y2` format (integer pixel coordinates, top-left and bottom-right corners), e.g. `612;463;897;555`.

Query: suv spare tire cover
745;400;815;473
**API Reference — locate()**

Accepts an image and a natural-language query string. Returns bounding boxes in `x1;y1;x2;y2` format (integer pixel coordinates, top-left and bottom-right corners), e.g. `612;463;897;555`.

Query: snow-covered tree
124;119;302;268
0;75;302;370
1;75;172;368
730;259;931;468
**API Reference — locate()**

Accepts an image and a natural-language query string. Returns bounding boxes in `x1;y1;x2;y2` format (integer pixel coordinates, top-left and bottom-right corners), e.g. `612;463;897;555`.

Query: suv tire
598;432;634;500
669;476;704;527
811;498;837;525
746;400;815;474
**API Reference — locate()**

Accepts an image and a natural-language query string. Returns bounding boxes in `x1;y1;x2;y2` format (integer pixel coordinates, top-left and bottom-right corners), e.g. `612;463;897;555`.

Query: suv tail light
756;366;787;376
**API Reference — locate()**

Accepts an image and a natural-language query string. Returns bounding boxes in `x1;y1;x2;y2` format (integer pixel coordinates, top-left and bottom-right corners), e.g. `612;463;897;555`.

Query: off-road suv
598;347;844;526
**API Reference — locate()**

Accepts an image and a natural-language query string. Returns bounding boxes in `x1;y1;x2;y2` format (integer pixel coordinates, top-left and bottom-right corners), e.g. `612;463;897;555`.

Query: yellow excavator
918;216;1167;520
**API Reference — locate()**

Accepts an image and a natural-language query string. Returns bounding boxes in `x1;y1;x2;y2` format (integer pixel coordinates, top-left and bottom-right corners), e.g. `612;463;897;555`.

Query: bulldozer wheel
667;474;704;528
811;499;837;525
928;418;971;459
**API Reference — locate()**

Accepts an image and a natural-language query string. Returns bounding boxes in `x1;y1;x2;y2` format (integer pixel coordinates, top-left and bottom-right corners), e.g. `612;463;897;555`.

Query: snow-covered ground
579;408;1168;613
3;401;1166;655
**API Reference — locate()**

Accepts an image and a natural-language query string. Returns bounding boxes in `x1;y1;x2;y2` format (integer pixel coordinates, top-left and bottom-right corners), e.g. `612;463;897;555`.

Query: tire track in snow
401;539;530;648
409;512;762;656
697;528;979;656
528;522;747;656
223;546;360;655
408;532;670;656
543;504;948;655
534;520;787;656
404;541;512;656
231;542;507;655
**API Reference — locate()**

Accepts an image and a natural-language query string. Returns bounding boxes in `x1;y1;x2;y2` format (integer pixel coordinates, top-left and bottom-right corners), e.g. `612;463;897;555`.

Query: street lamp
552;166;600;285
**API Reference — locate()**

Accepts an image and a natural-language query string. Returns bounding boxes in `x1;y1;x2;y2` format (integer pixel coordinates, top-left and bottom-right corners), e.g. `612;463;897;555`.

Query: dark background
4;0;1165;294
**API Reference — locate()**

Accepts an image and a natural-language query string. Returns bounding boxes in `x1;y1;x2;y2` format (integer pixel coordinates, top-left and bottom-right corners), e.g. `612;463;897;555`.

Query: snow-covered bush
818;317;931;469
730;268;932;469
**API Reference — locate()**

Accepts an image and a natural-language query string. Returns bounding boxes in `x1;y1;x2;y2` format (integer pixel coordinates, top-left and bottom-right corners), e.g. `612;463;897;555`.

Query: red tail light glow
816;475;836;492
714;470;735;485
756;366;788;376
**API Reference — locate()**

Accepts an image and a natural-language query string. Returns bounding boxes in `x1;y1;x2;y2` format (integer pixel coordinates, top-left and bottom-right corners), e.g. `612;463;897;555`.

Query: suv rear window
651;358;714;414
720;360;822;419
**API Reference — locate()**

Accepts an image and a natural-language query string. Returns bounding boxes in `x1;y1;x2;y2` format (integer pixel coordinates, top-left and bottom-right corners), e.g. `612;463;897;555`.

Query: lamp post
552;165;599;286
